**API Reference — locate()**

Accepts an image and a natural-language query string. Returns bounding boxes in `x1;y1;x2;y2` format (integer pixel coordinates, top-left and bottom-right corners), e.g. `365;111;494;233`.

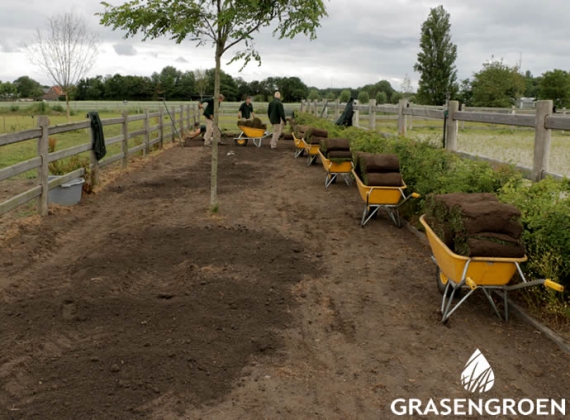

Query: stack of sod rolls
305;127;328;145
237;117;267;130
424;193;525;258
293;124;309;139
319;138;352;164
354;152;404;187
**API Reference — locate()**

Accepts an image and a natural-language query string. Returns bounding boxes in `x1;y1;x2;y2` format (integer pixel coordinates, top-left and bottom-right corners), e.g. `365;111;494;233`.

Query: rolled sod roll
294;125;309;138
358;153;400;174
327;150;353;159
309;135;325;145
363;172;404;187
456;237;526;258
306;127;328;142
320;138;350;153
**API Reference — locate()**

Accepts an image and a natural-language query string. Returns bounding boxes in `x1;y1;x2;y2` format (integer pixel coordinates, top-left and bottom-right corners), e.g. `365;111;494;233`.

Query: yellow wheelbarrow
352;169;419;227
419;215;565;323
292;132;307;158
234;125;272;148
304;142;321;166
317;149;353;188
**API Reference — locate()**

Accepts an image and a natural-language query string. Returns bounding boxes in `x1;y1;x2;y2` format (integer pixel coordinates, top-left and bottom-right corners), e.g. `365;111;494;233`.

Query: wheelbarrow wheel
436;267;454;296
234;137;248;147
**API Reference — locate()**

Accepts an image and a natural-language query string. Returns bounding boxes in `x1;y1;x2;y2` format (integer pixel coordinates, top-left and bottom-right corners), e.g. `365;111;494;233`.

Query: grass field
346;116;570;177
2;102;569;180
0;107;269;178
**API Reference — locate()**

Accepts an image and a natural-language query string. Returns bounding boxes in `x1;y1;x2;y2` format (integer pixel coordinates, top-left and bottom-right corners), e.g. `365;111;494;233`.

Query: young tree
0;81;17;100
471;59;525;107
307;88;320;100
339;89;351;103
13;76;44;99
413;5;458;105
538;69;570;107
375;91;387;104
458;78;473;107
357;90;369;104
374;80;394;103
390;92;404;104
401;73;414;97
194;69;208;100
100;0;327;211
26;12;98;122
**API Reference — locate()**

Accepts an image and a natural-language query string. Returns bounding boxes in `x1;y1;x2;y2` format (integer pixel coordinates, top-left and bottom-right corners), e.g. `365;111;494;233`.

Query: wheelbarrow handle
544;279;565;292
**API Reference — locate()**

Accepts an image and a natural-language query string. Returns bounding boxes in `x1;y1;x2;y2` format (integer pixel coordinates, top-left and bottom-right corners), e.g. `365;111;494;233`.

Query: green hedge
295;113;570;318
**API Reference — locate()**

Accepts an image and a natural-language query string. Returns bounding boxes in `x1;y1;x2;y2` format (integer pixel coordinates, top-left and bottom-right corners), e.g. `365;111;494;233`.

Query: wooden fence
0;104;201;217
301;99;569;182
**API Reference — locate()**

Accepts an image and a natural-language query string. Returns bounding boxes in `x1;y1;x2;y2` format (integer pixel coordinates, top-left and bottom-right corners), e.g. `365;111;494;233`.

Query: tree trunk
209;46;222;211
65;92;71;123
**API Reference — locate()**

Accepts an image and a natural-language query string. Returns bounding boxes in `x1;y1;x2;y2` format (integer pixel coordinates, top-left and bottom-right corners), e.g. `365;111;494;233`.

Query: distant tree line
0;66;402;104
1;64;567;108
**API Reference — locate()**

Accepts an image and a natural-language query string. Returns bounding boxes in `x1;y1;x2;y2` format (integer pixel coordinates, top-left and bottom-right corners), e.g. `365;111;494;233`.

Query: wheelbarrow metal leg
361;205;379;227
325;173;337;188
385;207;401;227
481;287;503;320
504;290;509;321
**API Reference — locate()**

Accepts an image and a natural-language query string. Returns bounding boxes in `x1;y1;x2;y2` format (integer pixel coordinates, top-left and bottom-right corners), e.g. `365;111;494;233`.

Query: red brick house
42;86;64;101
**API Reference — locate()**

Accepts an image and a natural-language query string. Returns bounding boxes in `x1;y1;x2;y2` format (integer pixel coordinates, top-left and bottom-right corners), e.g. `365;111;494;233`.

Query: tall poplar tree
413;5;458;105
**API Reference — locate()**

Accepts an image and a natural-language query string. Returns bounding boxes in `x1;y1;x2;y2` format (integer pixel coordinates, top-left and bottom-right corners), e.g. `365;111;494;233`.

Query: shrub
51;104;64;112
293;111;569;305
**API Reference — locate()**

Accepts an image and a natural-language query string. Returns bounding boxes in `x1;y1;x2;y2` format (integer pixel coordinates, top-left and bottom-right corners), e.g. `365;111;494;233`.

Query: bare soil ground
0;137;569;419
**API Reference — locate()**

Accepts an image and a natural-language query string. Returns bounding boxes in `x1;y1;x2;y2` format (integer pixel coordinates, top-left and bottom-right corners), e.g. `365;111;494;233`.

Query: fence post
563;107;566;134
37;116;49;216
179;105;184;138
334;99;340;120
144;109;150;156
369;99;376;131
407;102;414;131
397;99;407;136
88;120;100;189
122;110;129;168
311;99;317;115
159;110;164;149
352;100;359;127
510;105;516;132
461;105;466;131
445;100;459;152
532;100;553;182
171;107;176;142
300;100;305;113
185;104;190;130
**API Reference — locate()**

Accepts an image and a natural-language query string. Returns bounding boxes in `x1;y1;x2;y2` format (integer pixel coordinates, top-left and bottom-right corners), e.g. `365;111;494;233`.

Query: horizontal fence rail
0;104;204;217
300;99;567;183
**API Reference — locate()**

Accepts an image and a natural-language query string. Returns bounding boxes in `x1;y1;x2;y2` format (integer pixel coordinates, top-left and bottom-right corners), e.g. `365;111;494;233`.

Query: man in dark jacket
199;94;224;146
267;91;286;149
238;96;255;121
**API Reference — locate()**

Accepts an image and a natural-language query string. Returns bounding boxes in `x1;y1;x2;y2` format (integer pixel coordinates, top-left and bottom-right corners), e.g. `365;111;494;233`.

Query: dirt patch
0;140;569;419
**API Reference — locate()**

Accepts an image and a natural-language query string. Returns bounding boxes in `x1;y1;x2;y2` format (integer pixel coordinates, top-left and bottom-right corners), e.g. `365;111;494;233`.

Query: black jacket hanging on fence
335;98;354;127
88;111;106;161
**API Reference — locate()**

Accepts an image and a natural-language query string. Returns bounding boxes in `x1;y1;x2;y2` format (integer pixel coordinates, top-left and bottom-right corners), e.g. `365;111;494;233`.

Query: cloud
1;0;570;89
113;43;137;56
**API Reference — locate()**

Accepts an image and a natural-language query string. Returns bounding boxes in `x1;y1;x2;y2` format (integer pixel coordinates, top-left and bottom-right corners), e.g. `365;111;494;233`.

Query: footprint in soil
62;299;77;320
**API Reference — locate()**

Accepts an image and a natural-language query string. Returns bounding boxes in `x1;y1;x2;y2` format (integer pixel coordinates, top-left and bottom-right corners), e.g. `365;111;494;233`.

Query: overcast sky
1;0;569;92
